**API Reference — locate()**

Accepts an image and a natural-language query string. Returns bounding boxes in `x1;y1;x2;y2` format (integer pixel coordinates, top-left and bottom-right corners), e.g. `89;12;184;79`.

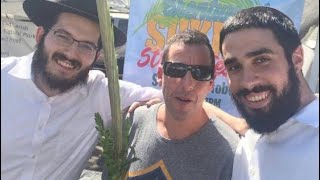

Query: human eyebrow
81;40;98;47
56;28;97;46
54;28;70;35
245;48;274;58
224;57;237;66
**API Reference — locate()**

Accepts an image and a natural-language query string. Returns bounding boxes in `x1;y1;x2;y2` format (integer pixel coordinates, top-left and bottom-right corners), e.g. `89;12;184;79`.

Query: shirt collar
8;52;88;97
245;98;319;139
292;98;319;128
8;52;34;80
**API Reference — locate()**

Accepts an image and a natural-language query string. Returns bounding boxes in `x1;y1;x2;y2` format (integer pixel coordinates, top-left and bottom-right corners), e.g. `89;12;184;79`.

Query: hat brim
23;0;126;47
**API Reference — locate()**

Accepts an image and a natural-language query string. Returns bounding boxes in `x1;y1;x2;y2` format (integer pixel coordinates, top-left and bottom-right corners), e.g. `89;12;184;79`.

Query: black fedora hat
23;0;126;47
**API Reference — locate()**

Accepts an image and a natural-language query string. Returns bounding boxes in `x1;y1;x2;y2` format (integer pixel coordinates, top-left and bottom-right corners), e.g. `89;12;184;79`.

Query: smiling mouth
56;59;76;69
239;91;272;110
246;91;269;102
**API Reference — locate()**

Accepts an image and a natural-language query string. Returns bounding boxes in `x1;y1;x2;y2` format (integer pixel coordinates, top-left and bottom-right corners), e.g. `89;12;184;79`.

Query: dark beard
232;65;300;134
31;36;90;94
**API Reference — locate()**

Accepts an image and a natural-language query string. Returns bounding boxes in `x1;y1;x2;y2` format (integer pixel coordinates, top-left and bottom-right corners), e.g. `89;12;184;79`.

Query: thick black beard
232;65;301;134
31;35;90;94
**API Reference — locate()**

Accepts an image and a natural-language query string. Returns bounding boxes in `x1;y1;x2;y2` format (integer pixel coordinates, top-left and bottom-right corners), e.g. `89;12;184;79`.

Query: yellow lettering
145;16;221;55
146;17;165;50
190;19;201;30
212;22;223;55
178;19;212;35
179;18;189;33
167;23;178;42
200;20;212;34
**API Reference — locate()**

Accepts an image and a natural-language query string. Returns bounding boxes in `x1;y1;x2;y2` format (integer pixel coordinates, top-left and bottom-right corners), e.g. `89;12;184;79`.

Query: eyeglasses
49;29;98;57
163;61;213;81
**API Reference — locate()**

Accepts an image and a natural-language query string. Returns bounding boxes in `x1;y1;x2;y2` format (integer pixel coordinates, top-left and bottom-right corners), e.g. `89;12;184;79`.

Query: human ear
208;72;216;91
157;65;163;87
35;26;45;44
208;78;214;92
292;45;304;73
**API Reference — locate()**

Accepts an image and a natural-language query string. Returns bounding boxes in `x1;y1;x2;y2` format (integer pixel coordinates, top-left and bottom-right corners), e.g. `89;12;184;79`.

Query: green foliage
182;0;215;6
133;0;179;34
95;113;138;180
133;0;261;34
218;0;260;8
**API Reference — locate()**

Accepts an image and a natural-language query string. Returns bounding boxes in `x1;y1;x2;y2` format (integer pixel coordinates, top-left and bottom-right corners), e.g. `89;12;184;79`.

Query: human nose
181;71;196;91
239;68;260;90
63;41;81;58
70;40;81;50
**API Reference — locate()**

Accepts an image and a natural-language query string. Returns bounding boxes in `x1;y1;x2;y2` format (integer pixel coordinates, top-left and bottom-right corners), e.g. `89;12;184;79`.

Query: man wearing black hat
1;0;161;179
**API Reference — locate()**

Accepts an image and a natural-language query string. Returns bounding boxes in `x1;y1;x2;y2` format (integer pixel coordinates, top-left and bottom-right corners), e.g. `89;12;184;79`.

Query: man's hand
128;98;162;113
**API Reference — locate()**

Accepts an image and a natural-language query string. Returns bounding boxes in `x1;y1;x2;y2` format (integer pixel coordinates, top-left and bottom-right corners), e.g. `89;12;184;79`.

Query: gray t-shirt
127;103;239;180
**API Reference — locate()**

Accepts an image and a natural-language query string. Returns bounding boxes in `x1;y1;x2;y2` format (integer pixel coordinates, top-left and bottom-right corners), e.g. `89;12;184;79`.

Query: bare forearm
203;102;248;136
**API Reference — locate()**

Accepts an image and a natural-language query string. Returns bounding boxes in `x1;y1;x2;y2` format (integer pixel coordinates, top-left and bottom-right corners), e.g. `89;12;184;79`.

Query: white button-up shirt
232;99;319;180
1;53;162;180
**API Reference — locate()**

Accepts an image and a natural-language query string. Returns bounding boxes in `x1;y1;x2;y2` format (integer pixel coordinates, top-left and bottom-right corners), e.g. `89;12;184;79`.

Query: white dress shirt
1;53;162;180
232;99;319;180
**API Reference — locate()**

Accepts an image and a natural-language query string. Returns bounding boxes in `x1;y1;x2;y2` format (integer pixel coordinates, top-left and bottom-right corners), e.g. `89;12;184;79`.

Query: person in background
220;6;319;180
126;29;239;180
1;0;162;179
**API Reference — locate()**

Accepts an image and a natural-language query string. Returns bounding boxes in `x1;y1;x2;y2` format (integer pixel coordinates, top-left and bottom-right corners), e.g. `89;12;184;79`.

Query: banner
1;15;36;57
123;0;305;116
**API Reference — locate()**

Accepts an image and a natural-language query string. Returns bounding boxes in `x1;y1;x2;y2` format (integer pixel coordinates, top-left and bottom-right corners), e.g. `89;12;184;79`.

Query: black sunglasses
163;61;213;81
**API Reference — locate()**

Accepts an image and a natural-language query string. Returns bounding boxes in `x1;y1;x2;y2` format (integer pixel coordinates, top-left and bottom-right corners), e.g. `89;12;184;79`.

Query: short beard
232;65;300;134
31;35;90;94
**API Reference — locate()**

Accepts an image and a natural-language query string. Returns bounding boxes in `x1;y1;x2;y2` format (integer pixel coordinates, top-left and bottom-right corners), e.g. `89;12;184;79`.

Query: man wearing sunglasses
1;0;162;179
126;29;239;180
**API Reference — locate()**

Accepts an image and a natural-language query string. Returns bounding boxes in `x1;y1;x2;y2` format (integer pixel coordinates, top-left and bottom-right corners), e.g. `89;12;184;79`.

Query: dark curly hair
219;6;301;64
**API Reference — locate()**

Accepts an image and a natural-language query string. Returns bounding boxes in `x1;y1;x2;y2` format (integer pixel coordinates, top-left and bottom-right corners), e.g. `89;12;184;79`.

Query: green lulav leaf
95;112;139;179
